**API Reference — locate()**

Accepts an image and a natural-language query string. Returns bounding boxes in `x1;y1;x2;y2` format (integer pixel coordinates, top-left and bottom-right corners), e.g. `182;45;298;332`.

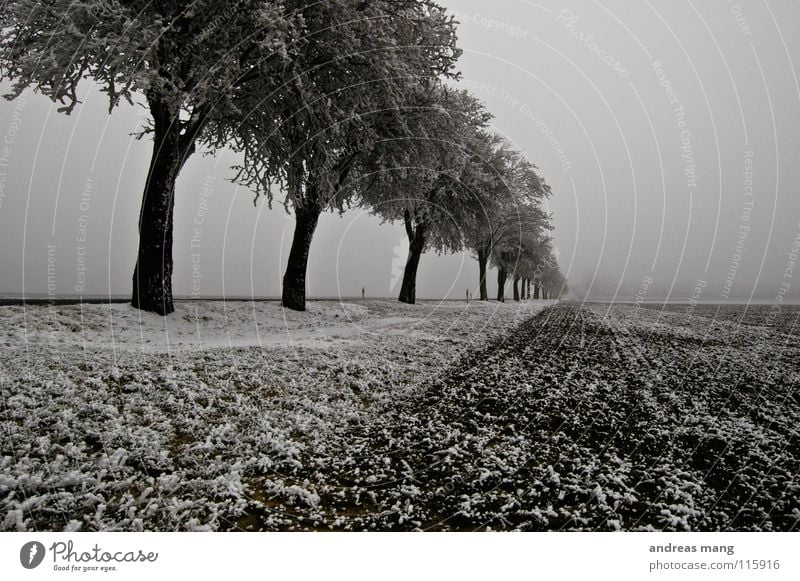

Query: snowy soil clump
0;299;545;531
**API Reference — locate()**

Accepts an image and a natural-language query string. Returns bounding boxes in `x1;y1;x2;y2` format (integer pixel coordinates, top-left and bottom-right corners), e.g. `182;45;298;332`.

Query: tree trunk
131;99;194;316
534;283;540;299
513;275;520;301
497;268;507;302
477;247;489;301
282;205;321;311
399;216;426;304
527;279;531;299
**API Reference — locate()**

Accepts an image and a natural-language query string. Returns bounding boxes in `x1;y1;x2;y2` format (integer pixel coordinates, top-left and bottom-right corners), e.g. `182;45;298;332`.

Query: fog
1;0;799;302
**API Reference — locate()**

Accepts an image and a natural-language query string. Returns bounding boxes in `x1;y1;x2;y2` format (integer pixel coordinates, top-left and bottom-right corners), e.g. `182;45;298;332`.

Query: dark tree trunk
281;149;358;312
477;247;489;301
527;279;531;299
497;268;507;302
131;98;196;316
282;205;322;311
399;214;426;304
513;275;520;301
534;283;540;299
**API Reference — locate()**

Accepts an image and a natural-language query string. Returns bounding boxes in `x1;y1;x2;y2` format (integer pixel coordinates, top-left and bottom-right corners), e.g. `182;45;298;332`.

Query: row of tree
1;0;566;314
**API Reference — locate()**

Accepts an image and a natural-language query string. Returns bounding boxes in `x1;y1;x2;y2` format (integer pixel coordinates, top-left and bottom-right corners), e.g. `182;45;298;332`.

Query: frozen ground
1;300;797;531
0;298;548;531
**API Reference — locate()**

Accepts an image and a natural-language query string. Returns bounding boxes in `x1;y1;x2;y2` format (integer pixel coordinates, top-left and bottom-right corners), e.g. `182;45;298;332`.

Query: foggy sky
1;0;799;302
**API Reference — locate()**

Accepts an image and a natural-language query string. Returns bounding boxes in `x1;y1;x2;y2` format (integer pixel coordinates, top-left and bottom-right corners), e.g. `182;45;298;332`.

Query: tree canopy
220;0;462;310
1;0;300;314
1;0;566;311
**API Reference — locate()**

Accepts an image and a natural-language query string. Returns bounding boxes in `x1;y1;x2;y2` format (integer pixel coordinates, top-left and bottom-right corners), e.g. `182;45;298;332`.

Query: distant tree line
1;0;567;314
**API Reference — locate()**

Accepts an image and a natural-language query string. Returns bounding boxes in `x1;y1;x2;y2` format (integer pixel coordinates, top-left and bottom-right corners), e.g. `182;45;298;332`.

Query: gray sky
1;0;799;301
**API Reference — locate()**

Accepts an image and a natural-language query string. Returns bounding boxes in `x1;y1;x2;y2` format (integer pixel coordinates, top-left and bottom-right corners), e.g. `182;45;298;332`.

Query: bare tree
1;0;298;314
223;0;460;311
463;142;550;300
358;87;491;304
490;202;551;302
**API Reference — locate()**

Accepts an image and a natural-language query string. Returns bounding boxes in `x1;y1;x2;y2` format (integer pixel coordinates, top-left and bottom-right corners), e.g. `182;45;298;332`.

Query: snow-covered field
2;300;797;531
0;299;548;531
